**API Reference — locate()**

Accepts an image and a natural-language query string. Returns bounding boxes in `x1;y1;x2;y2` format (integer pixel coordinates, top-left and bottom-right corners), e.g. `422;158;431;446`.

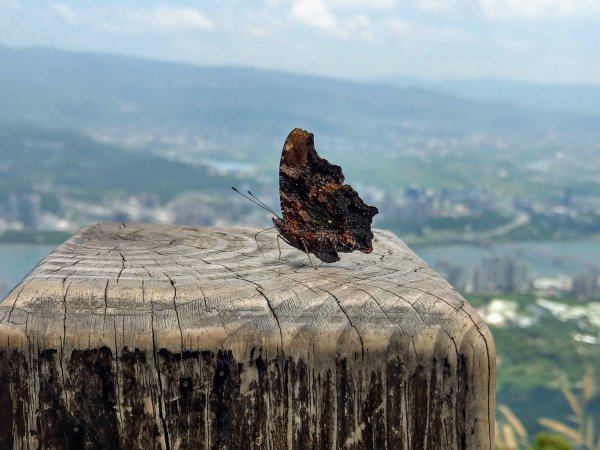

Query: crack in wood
45;258;81;274
149;250;210;313
59;281;72;410
112;317;124;435
319;287;365;359
150;295;172;450
3;278;34;324
116;252;126;284
457;303;494;450
103;279;109;325
140;263;155;279
165;273;185;359
254;287;284;353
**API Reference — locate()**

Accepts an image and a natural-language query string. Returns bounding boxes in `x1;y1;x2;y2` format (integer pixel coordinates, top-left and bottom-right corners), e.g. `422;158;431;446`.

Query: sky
0;0;599;84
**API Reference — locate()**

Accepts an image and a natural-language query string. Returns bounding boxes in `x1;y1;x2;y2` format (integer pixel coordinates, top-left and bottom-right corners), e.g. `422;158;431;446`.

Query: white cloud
417;0;600;18
145;6;214;30
51;4;214;32
481;0;600;18
325;0;396;10
0;0;20;10
386;17;411;34
289;0;383;38
494;37;532;54
52;2;78;24
415;0;467;13
415;0;444;12
345;14;373;39
287;0;397;23
386;17;470;42
229;10;283;40
291;0;339;30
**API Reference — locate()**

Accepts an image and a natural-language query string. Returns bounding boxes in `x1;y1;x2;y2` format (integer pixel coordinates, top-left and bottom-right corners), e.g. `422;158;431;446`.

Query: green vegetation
465;294;600;436
465;293;535;308
464;294;600;391
496;404;575;449
505;214;600;241
496;368;599;449
529;433;573;450
493;320;598;390
381;211;512;235
392;210;600;246
0;125;238;208
539;367;600;450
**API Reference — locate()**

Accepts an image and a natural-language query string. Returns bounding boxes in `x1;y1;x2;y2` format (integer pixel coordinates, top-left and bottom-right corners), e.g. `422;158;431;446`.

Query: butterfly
234;129;378;268
273;128;380;267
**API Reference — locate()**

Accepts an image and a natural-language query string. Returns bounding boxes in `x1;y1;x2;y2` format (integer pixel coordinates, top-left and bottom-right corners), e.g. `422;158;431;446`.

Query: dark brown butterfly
271;128;379;267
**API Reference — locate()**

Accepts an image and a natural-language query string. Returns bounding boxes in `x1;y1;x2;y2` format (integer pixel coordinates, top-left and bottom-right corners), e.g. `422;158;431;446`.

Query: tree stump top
1;223;491;359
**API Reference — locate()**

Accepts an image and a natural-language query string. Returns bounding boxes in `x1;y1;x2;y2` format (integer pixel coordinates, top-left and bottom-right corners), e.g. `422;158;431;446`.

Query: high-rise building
9;193;42;229
572;270;600;300
471;256;528;293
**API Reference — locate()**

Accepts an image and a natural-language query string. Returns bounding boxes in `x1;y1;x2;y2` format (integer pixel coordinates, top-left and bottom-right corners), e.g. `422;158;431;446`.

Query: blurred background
1;0;599;445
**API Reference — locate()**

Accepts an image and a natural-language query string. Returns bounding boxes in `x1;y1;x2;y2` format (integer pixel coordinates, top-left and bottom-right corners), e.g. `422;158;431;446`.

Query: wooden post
0;223;495;450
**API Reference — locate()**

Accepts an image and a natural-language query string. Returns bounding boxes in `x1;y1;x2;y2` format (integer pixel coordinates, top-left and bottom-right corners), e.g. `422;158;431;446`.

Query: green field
466;293;600;435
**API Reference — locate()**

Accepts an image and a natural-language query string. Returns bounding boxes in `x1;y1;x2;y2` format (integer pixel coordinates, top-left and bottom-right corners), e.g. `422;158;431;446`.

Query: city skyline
0;0;599;84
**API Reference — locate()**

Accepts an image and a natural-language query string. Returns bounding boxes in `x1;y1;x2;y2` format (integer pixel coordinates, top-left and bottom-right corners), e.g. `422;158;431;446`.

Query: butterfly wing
278;128;379;262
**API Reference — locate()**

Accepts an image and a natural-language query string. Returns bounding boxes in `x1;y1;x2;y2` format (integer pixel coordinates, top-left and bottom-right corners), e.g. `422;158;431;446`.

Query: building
470;256;529;294
572;270;600;300
9;193;41;229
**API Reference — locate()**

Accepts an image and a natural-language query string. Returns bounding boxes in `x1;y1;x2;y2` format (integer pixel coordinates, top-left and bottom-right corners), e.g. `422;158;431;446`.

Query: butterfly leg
254;226;275;260
276;234;284;266
299;238;317;270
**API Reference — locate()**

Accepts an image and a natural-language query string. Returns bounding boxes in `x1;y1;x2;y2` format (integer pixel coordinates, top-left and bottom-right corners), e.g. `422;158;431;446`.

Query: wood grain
0;223;495;449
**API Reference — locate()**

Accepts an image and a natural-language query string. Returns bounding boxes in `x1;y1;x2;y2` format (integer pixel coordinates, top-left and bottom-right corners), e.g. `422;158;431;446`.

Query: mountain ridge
380;74;600;118
1;43;596;136
0;42;598;172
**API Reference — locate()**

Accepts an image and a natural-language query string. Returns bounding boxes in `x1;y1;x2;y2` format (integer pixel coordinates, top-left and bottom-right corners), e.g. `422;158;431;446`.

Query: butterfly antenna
231;187;278;217
247;190;281;219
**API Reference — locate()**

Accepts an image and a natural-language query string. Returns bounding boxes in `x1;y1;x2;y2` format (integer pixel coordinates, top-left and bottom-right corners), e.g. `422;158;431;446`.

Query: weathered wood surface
0;223;495;450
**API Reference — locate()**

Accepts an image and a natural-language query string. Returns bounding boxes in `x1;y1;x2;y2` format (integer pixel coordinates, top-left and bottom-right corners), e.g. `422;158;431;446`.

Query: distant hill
1;44;598;162
0;125;235;209
381;75;600;118
0;44;491;135
1;43;600;201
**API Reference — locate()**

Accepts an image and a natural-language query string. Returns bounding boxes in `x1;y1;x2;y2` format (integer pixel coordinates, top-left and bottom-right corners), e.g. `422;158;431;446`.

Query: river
0;244;56;298
413;238;600;277
2;239;600;299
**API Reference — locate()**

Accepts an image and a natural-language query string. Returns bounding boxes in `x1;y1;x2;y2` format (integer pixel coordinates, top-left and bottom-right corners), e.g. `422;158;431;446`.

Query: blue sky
1;0;599;84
